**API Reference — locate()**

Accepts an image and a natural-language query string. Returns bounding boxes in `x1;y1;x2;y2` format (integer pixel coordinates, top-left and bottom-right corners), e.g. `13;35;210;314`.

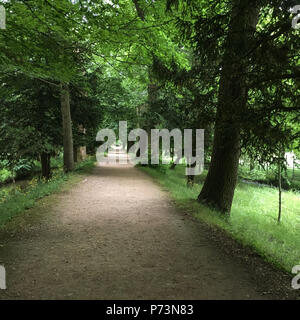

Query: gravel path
0;155;296;299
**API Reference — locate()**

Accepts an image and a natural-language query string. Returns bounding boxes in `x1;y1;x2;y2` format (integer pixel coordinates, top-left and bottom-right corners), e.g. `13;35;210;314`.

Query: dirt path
0;154;296;299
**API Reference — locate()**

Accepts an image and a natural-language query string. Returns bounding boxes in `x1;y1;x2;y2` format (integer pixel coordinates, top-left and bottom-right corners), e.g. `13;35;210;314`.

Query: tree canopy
0;0;299;213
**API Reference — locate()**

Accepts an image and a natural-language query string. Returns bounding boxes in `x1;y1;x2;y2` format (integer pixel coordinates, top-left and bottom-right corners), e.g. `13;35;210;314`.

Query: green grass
0;157;95;227
238;165;300;191
140;164;300;273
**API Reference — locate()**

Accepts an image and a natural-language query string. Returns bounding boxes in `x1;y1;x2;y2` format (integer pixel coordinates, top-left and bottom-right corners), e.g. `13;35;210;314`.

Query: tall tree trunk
60;83;74;172
41;152;51;180
198;1;260;213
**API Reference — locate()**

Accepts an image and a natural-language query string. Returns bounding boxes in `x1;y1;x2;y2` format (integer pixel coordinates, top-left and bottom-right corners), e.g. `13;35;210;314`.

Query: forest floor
0;152;298;299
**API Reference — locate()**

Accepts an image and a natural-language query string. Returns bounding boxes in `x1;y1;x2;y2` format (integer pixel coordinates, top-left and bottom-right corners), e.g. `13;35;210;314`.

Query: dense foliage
0;0;299;216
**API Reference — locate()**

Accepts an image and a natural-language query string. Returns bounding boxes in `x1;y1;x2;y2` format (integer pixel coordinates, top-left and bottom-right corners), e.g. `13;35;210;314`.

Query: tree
197;1;260;212
0;73;62;179
0;67;103;179
167;0;300;213
0;0;137;171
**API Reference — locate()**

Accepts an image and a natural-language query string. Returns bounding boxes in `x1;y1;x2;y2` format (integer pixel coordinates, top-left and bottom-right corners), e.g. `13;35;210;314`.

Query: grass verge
0;157;95;227
140;164;300;273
